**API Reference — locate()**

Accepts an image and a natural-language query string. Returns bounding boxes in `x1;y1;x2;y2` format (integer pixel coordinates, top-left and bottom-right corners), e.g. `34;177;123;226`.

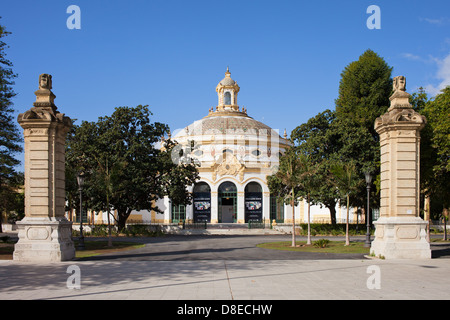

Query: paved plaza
1;235;450;300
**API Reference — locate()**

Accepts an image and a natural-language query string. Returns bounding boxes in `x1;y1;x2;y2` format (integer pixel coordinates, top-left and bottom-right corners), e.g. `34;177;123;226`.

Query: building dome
173;68;290;175
176;113;273;137
161;68;292;225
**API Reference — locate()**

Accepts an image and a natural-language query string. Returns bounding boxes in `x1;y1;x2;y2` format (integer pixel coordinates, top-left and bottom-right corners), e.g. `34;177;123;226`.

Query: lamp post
364;171;372;247
77;172;85;250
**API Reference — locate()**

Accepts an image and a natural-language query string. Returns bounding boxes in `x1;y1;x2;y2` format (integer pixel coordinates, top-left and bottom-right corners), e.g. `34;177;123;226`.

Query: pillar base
13;217;75;262
370;216;431;259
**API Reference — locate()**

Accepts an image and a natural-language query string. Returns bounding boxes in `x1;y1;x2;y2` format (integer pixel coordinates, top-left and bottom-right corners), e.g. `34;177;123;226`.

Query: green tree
295;154;320;245
0;21;22;232
335;49;393;136
0;171;24;232
291;110;340;224
329;160;363;245
66;105;199;232
267;149;318;246
334;49;392;211
421;87;450;211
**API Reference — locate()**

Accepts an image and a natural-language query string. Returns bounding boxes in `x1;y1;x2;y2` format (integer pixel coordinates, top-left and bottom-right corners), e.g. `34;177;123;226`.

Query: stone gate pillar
370;75;431;259
13;74;75;262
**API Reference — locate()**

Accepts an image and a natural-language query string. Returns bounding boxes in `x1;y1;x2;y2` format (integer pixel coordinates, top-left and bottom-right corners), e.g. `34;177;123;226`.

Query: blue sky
2;0;450;148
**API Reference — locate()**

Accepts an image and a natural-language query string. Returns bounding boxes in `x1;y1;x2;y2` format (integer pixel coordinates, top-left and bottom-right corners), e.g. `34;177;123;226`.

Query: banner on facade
193;192;211;223
245;192;262;222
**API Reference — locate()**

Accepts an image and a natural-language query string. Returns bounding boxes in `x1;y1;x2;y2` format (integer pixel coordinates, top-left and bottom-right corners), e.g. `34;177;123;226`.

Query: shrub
313;239;330;248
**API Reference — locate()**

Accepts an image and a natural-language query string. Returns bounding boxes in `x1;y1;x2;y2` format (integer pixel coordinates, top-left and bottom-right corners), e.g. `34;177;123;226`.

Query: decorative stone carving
39;73;52;90
393;75;406;92
212;153;245;182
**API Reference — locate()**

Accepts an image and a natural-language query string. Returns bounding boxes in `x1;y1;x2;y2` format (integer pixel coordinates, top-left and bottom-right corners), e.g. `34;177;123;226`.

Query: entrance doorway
193;182;211;223
218;181;237;223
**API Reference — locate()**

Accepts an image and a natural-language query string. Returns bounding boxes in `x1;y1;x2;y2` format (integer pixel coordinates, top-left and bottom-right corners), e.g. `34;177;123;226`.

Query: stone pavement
1;235;450;300
1;258;449;300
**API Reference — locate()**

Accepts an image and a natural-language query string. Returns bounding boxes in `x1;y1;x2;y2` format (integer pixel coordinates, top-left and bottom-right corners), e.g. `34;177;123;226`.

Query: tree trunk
443;208;448;241
345;194;350;246
425;194;431;242
117;208;132;233
291;188;296;247
118;214;127;232
307;193;311;245
328;204;337;225
107;193;113;247
444;218;447;241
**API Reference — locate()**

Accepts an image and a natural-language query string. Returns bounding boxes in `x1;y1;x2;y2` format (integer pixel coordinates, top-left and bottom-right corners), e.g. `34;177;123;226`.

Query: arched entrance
218;181;237;223
245;182;263;223
193;182;211;223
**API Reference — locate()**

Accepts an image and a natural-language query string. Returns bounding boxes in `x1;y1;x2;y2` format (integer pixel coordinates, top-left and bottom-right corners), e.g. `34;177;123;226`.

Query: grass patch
0;240;145;260
257;240;370;254
74;241;145;259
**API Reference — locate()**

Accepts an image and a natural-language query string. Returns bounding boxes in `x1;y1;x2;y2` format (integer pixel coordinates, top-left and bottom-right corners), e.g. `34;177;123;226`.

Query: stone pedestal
371;217;430;259
13;74;75;262
370;76;431;259
13;217;74;262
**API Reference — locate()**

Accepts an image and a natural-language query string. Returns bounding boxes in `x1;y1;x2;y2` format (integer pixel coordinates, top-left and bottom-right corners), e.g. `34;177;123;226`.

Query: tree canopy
66;105;199;230
0;20;23;232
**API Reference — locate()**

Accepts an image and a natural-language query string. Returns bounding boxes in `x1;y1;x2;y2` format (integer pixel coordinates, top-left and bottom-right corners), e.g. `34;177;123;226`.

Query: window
270;195;285;223
224;92;231;105
251;149;261;157
172;203;186;223
194;182;211;193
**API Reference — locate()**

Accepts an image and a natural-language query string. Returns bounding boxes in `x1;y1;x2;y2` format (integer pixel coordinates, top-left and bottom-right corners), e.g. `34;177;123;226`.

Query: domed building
119;69;362;227
159;68;291;225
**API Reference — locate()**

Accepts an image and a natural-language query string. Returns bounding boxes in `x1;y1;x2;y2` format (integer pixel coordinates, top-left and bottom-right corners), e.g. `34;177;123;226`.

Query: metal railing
248;219;266;229
182;221;208;230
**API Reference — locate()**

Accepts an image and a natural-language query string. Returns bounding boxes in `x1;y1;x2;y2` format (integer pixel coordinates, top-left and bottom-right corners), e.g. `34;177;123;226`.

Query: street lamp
364;171;372;247
77;172;86;250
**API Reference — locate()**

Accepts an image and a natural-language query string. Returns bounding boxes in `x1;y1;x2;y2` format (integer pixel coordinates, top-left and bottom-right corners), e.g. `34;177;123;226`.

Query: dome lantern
216;67;240;112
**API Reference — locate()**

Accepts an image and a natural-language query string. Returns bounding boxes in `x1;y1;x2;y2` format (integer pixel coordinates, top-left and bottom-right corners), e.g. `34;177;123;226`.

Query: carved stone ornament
212;153;245;182
375;108;426;129
393;75;406;92
39;73;53;90
375;75;426;132
17;74;72;128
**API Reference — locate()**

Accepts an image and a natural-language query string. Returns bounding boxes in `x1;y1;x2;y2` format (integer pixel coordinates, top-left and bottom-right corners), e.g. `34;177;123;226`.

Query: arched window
245;182;262;193
224;92;231;105
194;182;211;193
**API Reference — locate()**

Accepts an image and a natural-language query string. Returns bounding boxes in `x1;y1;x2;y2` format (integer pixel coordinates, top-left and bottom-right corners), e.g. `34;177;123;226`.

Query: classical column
163;196;171;223
210;191;218;223
237;191;245;223
13;74;75;262
370;76;431;259
263;191;271;224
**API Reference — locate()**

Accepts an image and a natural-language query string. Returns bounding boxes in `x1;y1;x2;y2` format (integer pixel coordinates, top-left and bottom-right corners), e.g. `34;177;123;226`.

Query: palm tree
295;155;320;245
329;160;362;246
268;149;319;247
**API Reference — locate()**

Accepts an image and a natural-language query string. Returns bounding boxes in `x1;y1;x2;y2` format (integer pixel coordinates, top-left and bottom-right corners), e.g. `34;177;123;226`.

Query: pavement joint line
223;261;234;300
